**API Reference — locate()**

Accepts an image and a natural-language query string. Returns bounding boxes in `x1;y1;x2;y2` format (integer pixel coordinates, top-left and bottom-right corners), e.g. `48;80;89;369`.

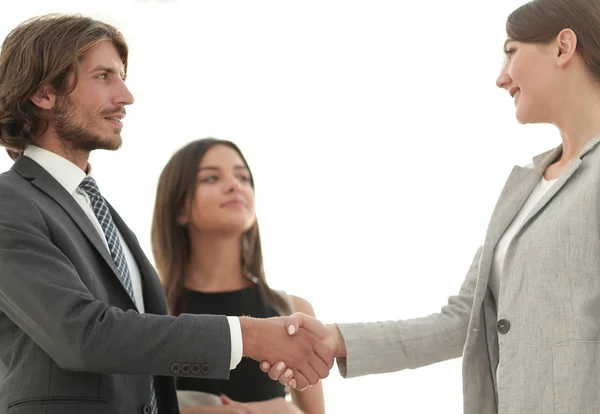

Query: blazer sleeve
0;183;232;380
335;245;482;378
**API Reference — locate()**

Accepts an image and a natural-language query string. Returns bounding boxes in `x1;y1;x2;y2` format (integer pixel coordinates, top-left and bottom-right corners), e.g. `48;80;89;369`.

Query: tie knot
79;176;101;198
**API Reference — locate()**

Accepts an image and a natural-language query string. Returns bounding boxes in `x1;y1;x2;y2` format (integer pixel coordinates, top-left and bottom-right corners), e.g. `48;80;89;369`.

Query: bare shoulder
289;295;316;316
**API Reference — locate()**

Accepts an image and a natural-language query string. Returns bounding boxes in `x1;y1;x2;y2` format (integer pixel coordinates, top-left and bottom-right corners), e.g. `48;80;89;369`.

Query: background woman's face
184;145;256;234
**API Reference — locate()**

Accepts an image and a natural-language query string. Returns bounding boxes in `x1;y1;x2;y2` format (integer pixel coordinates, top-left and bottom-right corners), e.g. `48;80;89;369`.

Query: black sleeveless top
176;285;286;402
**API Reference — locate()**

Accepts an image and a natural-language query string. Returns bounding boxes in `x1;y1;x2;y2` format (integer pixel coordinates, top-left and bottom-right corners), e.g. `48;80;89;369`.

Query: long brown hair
151;138;291;316
506;0;600;81
0;14;128;160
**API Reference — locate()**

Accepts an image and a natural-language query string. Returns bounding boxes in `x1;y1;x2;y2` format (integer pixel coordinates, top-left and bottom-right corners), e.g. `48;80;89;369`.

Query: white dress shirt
23;145;242;369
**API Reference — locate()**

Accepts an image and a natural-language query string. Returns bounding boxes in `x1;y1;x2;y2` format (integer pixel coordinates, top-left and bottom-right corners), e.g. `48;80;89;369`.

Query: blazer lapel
12;156;137;309
516;133;600;233
516;159;581;232
472;147;559;308
476;135;600;302
485;165;544;252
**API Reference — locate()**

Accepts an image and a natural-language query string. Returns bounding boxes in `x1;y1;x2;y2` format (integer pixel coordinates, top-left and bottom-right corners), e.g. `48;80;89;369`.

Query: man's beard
53;95;123;153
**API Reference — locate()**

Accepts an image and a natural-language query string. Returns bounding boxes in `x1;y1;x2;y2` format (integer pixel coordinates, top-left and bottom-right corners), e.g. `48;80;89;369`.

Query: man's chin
103;139;123;151
93;134;123;151
57;129;123;153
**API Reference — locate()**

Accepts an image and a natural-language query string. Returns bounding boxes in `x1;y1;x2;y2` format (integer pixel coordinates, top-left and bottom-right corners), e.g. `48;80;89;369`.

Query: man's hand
258;312;347;390
240;315;334;390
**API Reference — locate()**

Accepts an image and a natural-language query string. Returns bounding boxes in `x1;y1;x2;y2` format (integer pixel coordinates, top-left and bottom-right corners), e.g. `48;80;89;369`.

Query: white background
0;1;559;412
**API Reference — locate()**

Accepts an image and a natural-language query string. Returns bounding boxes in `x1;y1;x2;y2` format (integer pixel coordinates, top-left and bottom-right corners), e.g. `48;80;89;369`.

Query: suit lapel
108;203;168;315
12;156;137;309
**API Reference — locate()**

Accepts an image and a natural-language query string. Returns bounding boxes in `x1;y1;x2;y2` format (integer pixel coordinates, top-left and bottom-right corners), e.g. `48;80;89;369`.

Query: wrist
240;316;258;359
327;323;347;358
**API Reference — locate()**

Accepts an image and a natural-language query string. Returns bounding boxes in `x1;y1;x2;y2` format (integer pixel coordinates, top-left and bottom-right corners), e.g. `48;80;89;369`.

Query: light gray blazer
0;156;232;414
337;133;600;414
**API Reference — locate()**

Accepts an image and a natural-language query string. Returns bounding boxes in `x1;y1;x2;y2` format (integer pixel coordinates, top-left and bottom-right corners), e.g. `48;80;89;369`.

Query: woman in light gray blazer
263;0;600;413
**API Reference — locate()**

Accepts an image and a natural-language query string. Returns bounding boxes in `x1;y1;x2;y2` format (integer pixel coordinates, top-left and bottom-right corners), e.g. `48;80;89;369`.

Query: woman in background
151;138;325;414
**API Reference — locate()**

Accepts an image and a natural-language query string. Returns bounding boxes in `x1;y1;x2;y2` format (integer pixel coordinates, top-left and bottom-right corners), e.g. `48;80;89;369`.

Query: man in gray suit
0;14;332;414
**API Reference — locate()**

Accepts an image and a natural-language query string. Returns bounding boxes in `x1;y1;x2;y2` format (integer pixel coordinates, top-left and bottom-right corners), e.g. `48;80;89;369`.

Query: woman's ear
176;212;189;226
177;202;190;226
555;28;578;67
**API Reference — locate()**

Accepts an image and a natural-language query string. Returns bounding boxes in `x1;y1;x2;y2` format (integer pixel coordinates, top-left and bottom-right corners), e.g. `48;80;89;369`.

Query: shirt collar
23;145;92;194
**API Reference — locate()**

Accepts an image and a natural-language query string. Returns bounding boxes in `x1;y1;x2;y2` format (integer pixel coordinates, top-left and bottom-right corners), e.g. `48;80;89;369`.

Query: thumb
286;312;327;339
220;394;235;405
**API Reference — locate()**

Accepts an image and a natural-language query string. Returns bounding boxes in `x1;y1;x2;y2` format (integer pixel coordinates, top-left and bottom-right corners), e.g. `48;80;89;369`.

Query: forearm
74;309;231;377
180;406;239;414
335;315;467;378
247;398;305;414
11;295;232;378
335;247;482;378
291;381;325;414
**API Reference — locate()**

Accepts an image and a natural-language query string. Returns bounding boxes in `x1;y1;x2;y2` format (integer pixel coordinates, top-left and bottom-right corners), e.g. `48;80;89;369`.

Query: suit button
191;364;201;374
497;319;510;334
181;363;191;374
170;362;181;373
142;404;152;414
200;363;211;375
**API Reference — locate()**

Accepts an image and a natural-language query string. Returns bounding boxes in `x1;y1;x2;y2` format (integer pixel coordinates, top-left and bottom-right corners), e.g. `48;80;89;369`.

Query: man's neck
32;135;89;172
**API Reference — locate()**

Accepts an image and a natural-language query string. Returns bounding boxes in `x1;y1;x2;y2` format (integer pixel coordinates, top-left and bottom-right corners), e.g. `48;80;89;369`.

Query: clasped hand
253;312;339;391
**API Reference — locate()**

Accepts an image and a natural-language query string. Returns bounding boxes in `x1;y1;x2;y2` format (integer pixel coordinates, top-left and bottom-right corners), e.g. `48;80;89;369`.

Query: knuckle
301;343;312;358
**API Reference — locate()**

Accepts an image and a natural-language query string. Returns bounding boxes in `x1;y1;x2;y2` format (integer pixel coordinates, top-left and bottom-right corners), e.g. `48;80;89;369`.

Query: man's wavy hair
0;14;128;160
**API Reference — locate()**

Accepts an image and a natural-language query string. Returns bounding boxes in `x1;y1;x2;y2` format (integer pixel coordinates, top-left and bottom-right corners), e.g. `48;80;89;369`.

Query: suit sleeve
0;184;232;379
335;246;482;378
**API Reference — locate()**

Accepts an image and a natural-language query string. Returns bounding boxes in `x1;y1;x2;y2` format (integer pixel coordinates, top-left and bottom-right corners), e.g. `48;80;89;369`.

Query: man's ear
30;84;57;110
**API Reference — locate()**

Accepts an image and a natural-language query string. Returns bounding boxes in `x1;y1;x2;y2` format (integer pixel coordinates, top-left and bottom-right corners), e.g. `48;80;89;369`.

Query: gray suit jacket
0;156;232;414
336;133;600;414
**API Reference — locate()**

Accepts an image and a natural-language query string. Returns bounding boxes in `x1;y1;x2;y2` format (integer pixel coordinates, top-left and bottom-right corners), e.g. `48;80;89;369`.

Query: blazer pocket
8;397;108;414
552;341;600;414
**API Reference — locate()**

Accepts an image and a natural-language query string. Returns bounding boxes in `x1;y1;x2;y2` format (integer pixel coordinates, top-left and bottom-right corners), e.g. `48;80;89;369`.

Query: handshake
240;313;347;390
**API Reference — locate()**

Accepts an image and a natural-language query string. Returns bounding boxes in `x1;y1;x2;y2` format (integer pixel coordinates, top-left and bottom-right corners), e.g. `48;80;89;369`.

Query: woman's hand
180;403;260;414
221;394;305;414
